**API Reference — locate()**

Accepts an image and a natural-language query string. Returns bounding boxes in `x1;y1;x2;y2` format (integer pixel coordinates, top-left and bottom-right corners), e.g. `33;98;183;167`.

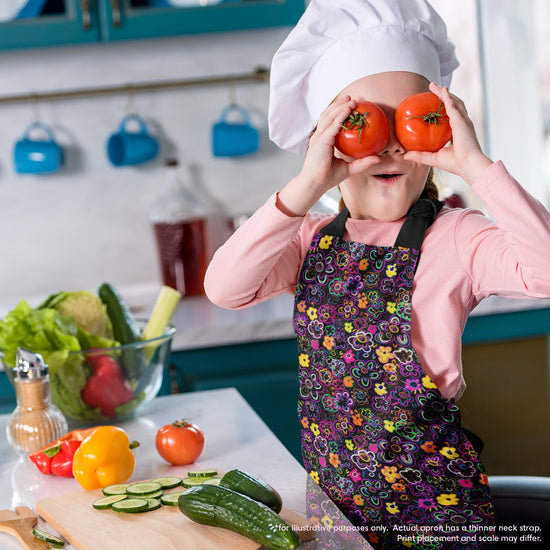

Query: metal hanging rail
0;66;270;106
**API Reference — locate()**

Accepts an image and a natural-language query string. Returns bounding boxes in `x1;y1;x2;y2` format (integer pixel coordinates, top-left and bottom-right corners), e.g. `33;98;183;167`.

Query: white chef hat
268;0;459;155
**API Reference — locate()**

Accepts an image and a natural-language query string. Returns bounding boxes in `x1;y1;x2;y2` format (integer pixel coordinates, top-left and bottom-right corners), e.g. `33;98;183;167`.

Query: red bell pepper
81;354;134;418
28;427;96;478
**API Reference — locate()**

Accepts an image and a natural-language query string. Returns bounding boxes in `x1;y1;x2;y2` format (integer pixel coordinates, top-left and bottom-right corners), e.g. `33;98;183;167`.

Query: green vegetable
126;482;163;497
102;483;130;496
178;484;300;550
188;469;218;478
92;494;128;510
39;290;113;339
161;492;185;506
142;285;181;360
32;528;65;547
150;476;183;489
0;300;118;421
220;469;283;513
98;282;146;383
111;498;149;513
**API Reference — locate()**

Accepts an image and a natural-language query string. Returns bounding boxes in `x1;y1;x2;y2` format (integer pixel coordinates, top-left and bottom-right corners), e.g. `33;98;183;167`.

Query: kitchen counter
0;388;372;550
156;292;550;351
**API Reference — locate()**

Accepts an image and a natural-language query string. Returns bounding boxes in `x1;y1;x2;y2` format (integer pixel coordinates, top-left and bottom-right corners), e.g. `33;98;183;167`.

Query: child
205;0;550;548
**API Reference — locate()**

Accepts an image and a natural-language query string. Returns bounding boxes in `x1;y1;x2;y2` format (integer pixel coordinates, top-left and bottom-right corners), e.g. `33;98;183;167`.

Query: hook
228;77;237;106
125;83;137;115
29;93;41;122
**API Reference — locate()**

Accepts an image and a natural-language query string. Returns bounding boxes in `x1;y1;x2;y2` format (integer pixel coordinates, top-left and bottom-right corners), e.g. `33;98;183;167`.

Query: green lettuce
0;300;120;420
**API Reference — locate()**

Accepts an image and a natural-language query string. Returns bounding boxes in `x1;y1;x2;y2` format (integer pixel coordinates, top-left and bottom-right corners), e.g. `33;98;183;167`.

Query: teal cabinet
0;1;99;50
0;0;304;51
100;1;305;42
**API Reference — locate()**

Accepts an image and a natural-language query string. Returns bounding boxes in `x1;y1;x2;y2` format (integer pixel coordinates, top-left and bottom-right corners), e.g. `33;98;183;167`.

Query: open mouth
374;173;403;183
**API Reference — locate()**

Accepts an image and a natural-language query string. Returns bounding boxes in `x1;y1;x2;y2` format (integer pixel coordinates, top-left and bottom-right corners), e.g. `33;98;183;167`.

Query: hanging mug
212;104;260;157
107;114;159;167
13;121;64;175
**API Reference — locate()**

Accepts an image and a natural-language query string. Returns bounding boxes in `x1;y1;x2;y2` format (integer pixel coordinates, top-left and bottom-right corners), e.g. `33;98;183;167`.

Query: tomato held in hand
394;92;452;152
334;101;390;159
155;420;205;465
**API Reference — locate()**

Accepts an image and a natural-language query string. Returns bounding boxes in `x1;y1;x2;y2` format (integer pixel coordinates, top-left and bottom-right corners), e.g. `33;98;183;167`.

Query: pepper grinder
6;348;68;453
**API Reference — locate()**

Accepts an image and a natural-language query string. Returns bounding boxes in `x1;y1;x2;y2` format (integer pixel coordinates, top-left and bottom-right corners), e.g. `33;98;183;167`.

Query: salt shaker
6;348;68;453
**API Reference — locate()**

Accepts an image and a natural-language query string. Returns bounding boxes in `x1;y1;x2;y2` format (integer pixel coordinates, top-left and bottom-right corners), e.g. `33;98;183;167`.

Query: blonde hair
338;167;438;211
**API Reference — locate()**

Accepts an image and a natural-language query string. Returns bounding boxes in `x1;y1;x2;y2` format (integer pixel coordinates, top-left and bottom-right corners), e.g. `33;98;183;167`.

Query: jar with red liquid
151;159;209;297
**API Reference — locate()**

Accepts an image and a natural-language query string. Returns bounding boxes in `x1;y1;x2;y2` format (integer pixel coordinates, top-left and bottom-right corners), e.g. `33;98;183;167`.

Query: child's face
336;71;432;221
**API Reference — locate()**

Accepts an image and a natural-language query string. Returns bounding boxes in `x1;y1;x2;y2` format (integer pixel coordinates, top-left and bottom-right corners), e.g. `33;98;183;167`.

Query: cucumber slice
203;478;221;485
160;491;186;506
144;498;162;512
181;476;216;488
112;498;149;513
32;528;65;547
93;494;128;510
142;489;164;500
187;469;218;478
126;482;163;496
150;476;182;489
102;483;130;496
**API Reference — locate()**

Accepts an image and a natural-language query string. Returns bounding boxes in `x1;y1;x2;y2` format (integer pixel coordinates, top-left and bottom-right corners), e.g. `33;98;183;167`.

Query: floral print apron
293;199;495;549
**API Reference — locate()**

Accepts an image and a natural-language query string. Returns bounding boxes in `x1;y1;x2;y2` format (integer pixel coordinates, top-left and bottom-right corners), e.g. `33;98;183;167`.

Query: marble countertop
0;388;372;550
2;285;550;354
149;292;550;352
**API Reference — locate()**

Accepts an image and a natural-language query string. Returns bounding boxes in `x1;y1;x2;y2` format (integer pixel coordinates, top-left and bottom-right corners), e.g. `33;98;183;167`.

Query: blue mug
13;121;64;175
107;114;159;167
212;104;260;157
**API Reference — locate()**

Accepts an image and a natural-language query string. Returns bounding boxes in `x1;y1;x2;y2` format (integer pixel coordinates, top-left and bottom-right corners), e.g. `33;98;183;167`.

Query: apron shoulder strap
320;206;349;237
318;198;444;246
394;198;444;249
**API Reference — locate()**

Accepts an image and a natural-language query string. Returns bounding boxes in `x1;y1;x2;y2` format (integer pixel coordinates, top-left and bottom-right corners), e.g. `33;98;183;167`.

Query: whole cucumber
98;282;147;384
220;469;283;513
178;484;300;550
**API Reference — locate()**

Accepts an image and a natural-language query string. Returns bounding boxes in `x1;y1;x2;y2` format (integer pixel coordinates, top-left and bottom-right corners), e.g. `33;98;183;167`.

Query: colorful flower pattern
294;231;495;549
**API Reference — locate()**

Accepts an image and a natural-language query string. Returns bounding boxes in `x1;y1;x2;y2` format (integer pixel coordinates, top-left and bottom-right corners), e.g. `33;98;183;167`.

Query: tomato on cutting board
394;91;452;152
334;101;390;159
155;420;205;465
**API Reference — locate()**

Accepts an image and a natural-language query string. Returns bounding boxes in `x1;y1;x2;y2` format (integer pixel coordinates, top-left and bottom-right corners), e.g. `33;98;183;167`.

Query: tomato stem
172;419;191;428
340;110;370;144
406;99;446;126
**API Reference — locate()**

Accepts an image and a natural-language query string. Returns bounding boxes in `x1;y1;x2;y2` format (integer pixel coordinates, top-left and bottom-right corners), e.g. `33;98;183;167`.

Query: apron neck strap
394;198;444;249
319;198;444;249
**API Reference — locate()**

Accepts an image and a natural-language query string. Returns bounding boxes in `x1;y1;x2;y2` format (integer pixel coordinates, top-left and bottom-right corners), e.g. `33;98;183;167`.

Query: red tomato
334;101;390;159
394;92;452;152
155;420;205;465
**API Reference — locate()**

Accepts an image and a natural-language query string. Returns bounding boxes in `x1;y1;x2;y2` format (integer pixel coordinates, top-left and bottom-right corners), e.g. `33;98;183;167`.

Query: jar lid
14;348;48;379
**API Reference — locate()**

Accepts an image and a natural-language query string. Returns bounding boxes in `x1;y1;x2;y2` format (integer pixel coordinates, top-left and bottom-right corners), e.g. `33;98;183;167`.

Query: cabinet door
98;0;304;42
0;0;100;51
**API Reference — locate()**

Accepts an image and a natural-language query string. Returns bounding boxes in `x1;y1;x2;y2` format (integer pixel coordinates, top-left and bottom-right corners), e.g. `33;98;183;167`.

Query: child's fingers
403;150;439;166
315;96;356;135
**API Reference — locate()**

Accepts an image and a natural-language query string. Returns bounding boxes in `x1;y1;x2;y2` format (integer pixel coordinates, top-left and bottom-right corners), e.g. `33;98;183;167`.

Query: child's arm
204;194;313;309
409;84;550;298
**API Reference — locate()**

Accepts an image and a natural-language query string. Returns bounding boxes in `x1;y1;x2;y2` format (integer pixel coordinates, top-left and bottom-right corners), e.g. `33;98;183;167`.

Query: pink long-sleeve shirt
204;161;550;399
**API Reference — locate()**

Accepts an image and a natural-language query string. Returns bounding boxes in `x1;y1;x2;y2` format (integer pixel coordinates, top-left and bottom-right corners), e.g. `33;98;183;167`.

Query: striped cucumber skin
220;469;283;513
178;485;300;550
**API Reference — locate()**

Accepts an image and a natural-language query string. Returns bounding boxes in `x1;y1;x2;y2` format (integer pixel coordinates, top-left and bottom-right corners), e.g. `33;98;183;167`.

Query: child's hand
278;96;381;216
404;83;492;184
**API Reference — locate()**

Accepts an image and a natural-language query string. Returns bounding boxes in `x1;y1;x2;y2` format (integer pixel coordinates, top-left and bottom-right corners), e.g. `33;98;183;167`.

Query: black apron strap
393;198;444;249
320;206;349;237
319;198;444;246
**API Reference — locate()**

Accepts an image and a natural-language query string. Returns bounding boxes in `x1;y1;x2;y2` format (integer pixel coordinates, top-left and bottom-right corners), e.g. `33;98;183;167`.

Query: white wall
0;2;484;306
0;28;303;305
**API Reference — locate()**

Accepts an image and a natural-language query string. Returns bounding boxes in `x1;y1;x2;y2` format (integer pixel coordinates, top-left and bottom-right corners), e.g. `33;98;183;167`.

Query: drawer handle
109;0;121;28
79;0;91;30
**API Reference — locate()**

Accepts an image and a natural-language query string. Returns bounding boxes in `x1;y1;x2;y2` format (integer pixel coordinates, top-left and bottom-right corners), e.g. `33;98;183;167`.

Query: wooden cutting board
36;471;314;550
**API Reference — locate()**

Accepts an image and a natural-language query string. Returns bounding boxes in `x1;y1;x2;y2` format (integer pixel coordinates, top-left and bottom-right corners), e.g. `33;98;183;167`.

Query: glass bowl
4;319;175;423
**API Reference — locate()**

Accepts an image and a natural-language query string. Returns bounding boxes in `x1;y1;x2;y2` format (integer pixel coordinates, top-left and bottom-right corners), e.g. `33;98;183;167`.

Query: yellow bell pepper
72;426;138;490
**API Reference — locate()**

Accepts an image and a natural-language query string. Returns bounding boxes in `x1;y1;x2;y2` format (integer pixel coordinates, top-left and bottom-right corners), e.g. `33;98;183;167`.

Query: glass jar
6;348;68;453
